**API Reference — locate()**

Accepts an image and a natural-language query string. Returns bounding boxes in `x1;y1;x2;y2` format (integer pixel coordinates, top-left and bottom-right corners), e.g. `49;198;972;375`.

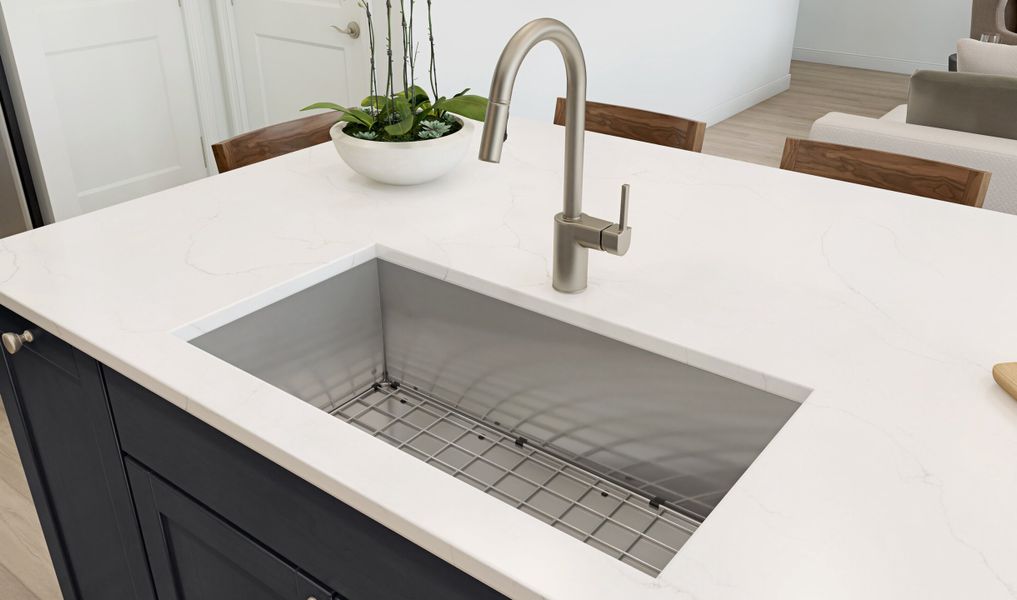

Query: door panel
107;368;509;600
127;460;336;600
0;307;155;599
232;0;369;129
2;0;208;220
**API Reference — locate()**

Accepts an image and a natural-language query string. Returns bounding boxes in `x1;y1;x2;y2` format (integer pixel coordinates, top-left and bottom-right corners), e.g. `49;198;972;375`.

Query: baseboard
792;47;946;75
700;75;791;126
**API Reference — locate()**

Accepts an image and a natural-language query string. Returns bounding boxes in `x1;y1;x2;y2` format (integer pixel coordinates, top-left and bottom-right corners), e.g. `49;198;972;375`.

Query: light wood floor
0;60;910;600
703;61;910;166
0;401;61;599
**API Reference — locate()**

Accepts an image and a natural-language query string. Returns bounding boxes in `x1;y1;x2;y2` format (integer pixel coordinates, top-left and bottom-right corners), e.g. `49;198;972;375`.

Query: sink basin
187;259;804;576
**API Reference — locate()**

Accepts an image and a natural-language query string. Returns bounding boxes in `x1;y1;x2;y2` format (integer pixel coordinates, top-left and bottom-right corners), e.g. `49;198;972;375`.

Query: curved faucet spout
478;18;587;220
479;19;630;295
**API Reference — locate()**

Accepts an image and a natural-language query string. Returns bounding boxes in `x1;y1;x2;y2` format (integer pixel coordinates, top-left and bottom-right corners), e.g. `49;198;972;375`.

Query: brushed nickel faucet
479;18;632;294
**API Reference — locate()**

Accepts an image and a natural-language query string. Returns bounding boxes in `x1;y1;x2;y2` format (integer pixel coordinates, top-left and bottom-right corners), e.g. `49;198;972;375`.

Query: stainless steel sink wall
192;261;386;411
192;260;800;520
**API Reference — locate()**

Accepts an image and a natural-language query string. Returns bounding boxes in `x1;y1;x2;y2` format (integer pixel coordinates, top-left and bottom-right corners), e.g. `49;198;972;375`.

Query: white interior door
231;0;370;130
0;0;208;222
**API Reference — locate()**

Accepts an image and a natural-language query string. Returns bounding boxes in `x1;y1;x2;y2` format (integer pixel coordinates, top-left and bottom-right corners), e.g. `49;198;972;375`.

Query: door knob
2;330;34;355
331;22;361;39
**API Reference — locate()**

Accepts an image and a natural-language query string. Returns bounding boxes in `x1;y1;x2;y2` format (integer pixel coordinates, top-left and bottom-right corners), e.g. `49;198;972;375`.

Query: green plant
302;0;488;142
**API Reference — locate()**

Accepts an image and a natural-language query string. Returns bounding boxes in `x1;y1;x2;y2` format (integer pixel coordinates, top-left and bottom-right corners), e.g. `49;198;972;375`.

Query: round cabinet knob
2;330;34;355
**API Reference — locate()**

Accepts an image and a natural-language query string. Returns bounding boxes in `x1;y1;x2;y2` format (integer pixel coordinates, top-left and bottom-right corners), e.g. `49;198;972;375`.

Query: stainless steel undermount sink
187;259;804;577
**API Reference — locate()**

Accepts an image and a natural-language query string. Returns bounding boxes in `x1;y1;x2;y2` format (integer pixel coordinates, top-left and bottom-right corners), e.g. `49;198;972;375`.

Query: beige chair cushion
880;105;908;122
957;38;1017;75
811;111;1017;215
906;70;1017;141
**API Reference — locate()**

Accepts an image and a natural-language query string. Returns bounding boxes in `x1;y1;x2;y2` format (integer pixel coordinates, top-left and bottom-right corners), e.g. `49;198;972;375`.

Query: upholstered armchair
971;0;1017;44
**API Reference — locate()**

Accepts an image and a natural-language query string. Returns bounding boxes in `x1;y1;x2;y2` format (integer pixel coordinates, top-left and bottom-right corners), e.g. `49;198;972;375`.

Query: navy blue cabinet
127;460;337;600
106;369;507;600
0;309;508;600
0;307;154;600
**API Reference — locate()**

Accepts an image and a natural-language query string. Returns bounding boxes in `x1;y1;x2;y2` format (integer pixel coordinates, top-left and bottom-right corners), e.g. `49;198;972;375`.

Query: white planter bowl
330;117;475;186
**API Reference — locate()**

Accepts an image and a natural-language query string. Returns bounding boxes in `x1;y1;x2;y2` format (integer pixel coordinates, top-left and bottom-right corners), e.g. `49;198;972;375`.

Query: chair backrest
211;112;340;173
553;98;706;152
780;138;991;208
970;0;1017;43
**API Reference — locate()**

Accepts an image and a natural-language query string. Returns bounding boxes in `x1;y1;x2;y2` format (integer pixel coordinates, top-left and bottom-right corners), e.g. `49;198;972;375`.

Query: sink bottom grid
331;381;697;577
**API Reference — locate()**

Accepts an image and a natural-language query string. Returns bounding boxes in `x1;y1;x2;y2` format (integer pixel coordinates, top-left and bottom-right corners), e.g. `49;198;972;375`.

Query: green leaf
337;109;376;128
302;102;350;113
430;97;448;112
361;87;429;110
392;95;411;110
453;88;471;98
401;85;431;105
414;98;435;118
403;85;430;98
302;102;375;127
383;100;415;136
360;96;389;108
440;95;489;122
412;108;431;129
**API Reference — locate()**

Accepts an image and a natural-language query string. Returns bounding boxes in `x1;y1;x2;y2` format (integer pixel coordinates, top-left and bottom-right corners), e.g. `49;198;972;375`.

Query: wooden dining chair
554;98;707;152
211;112;341;173
779;138;991;208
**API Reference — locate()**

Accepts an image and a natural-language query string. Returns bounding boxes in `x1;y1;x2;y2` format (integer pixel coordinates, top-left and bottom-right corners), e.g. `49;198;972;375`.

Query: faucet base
553;212;599;293
552;209;633;293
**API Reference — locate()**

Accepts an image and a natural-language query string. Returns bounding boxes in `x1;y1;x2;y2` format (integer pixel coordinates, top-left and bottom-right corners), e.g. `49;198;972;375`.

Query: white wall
794;0;971;74
418;0;801;125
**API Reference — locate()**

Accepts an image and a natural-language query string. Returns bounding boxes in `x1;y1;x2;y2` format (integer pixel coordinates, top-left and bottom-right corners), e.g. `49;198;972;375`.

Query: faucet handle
619;184;631;230
601;184;632;256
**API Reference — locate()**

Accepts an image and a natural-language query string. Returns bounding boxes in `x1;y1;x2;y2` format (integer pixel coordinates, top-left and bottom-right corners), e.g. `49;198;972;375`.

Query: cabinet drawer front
127;460;336;600
106;368;508;600
1;306;81;378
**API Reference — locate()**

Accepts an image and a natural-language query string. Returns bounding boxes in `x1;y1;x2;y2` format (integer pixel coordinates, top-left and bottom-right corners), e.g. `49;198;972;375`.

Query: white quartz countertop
2;118;1016;599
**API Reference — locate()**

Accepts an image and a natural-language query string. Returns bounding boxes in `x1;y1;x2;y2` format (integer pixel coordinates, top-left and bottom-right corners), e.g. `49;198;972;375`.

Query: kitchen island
1;118;1016;599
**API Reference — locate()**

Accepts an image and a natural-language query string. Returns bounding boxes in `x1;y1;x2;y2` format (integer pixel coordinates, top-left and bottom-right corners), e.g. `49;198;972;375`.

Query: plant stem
426;0;438;100
385;0;394;108
408;0;416;102
399;0;409;103
362;1;378;114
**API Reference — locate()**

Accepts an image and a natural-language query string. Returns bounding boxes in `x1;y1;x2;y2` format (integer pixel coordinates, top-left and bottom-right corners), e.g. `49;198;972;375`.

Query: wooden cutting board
993;363;1017;401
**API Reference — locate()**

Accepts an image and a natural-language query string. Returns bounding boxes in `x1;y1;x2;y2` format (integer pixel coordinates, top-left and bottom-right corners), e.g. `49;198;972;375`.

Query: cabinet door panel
107;368;508;600
0;307;155;599
127;460;336;600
